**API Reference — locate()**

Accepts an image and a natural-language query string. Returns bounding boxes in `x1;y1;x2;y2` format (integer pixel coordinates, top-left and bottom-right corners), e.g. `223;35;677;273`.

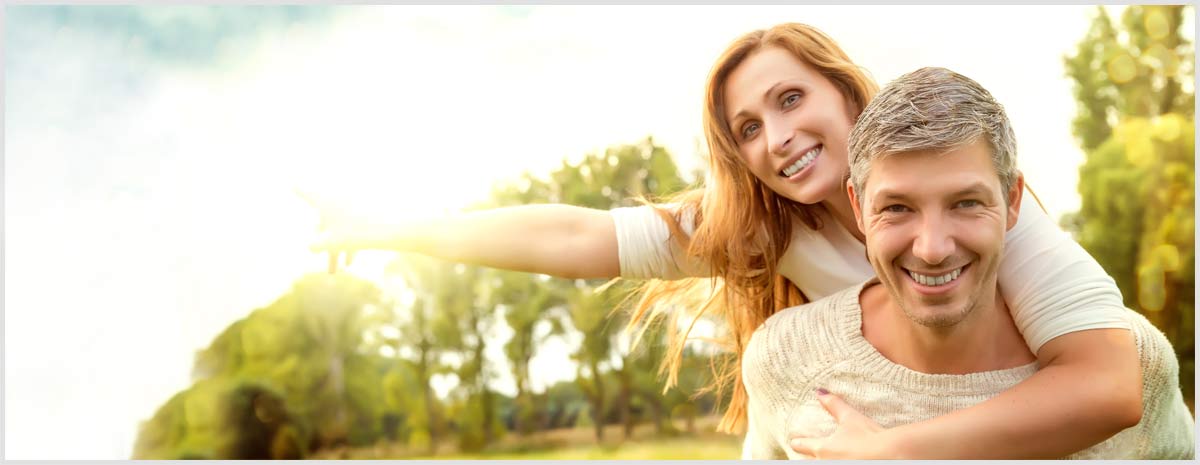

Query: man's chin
901;288;956;309
899;300;970;328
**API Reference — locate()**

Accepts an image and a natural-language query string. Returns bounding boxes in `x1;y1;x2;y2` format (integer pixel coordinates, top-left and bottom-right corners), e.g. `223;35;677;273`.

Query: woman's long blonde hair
624;23;878;434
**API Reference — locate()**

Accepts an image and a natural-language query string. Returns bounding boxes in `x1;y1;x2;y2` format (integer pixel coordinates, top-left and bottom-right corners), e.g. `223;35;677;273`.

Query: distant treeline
133;139;721;459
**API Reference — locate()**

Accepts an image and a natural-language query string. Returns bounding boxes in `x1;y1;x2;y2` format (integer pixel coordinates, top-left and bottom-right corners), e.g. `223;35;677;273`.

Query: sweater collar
837;279;1038;395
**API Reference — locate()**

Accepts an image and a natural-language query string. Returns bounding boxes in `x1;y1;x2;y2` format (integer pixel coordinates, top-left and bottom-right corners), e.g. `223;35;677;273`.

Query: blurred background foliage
133;138;731;459
133;5;1193;459
1061;5;1195;403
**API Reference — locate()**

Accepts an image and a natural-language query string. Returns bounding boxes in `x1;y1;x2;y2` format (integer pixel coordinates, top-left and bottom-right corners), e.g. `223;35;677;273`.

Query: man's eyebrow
948;183;997;199
871;188;910;204
871;182;997;204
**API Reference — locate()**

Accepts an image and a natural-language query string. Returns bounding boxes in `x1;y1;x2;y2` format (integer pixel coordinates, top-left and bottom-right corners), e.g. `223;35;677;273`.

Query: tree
539;138;690;442
135;273;389;458
441;263;505;451
490;268;566;435
1062;5;1194;403
476;137;691;442
564;282;616;442
374;294;442;453
387;253;507;452
485;175;569;436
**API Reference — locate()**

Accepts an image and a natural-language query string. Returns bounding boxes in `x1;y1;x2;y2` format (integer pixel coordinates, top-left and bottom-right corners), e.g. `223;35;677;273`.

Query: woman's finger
816;389;865;424
789;437;819;457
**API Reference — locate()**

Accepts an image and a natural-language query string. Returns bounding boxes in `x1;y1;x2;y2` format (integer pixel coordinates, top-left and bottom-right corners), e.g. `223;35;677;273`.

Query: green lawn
410;435;743;460
312;418;744;460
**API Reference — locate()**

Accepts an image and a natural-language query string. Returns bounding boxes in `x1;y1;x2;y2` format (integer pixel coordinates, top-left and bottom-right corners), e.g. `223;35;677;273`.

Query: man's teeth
781;146;821;177
908;267;963;286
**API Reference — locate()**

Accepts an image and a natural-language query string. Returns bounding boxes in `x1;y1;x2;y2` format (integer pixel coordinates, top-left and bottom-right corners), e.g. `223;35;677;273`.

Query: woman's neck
823;193;865;243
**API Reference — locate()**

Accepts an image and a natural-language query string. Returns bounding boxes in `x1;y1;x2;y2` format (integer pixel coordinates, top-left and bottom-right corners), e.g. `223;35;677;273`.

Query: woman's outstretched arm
312;203;621;279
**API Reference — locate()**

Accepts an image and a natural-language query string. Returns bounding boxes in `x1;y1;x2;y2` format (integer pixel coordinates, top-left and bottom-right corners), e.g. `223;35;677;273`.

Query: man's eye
741;122;760;139
882;204;909;213
956;199;981;208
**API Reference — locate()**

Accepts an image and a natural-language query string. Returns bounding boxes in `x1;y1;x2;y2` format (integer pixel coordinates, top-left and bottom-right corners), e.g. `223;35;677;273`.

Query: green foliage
541;380;590;429
388;253;502;450
137;138;708;458
1063;5;1194;401
478;137;691;441
134;273;397;458
574;405;594;429
133;377;305;459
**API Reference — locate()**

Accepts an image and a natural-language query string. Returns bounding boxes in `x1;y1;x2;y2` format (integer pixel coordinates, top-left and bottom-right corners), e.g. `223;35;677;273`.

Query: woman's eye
782;92;801;107
741;122;760;139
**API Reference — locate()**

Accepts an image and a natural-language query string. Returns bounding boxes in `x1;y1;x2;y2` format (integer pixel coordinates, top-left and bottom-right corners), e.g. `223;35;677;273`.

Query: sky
4;4;1180;460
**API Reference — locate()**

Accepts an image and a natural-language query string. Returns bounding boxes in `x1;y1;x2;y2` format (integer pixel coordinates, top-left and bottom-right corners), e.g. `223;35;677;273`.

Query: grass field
413;434;743;460
312;416;744;460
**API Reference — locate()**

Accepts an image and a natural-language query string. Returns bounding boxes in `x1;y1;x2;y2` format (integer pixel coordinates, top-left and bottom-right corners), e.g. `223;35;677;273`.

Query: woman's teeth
909;267;963;286
781;146;821;177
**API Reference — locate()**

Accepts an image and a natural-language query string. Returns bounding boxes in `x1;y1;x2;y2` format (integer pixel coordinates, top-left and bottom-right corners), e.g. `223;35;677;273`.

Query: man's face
849;139;1022;328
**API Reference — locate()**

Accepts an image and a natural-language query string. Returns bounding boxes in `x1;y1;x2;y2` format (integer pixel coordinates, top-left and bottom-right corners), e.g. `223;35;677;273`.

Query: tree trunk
513;351;533;435
475;340;494;445
418;339;439;455
618;366;633;440
589;359;605;443
647;394;664;435
534;391;551;431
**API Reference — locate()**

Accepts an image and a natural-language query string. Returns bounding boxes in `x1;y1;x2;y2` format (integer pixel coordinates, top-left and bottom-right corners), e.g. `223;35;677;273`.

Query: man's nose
912;214;955;265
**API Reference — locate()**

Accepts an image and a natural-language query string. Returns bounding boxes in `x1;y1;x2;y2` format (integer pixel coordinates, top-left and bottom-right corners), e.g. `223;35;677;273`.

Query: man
740;67;1194;460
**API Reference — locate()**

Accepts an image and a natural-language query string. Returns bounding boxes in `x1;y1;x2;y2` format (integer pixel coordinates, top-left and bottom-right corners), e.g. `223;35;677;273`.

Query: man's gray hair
847;67;1017;206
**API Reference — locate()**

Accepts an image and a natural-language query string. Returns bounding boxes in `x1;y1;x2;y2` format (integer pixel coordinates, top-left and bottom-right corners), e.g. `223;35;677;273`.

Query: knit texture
741;280;1195;460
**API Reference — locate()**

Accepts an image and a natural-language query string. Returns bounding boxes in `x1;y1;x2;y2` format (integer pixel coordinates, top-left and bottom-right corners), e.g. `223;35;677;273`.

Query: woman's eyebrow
727;79;802;123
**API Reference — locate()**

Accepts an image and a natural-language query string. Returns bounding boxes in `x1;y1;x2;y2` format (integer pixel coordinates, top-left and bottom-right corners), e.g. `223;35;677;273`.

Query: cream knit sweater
741;280;1195;460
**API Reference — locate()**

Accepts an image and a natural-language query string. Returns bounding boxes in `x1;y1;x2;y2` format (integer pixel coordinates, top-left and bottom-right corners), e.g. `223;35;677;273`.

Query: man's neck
858;281;1035;375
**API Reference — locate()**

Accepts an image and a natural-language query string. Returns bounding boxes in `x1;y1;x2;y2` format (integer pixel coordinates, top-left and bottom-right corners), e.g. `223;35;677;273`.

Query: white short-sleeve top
610;188;1130;353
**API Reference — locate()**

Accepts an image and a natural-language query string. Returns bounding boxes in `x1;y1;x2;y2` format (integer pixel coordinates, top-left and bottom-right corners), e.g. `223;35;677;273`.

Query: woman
311;23;1142;459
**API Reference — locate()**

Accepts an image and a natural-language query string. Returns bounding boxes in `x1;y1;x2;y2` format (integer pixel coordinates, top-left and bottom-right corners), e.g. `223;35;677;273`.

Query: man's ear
847;180;866;235
1005;171;1025;231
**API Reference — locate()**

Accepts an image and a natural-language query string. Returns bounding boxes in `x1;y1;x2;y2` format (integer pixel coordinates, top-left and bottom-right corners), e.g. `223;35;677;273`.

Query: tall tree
361;296;438;451
566;283;616;442
477;137;690;441
490;268;566;435
136;273;389;458
541;138;690;442
483;170;570;436
388;254;505;451
1062;5;1195;402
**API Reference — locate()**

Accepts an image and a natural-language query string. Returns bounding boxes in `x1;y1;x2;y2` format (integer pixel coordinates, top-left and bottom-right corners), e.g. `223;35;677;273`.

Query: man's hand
789;390;892;459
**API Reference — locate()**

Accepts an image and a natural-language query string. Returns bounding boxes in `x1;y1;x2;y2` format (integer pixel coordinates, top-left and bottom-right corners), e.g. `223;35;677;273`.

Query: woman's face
723;45;855;205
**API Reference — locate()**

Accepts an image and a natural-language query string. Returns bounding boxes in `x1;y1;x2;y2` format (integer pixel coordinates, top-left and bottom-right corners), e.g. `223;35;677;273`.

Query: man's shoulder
1116;309;1195;459
741;284;864;430
1123;309;1177;361
744;286;858;376
759;284;858;339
